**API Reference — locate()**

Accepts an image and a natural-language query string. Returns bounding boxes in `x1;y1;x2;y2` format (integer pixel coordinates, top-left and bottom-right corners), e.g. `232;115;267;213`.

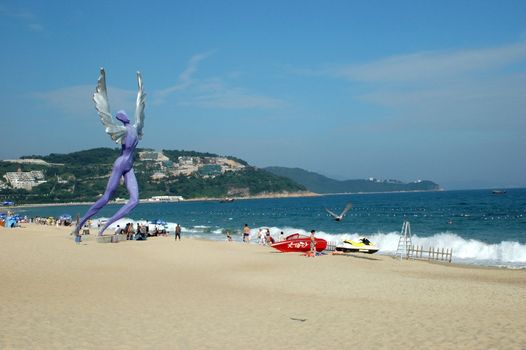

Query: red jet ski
270;233;327;253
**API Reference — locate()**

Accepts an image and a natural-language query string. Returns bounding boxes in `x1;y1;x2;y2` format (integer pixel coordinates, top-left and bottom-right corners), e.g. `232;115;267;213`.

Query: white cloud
154;51;213;104
319;41;526;132
179;82;286;109
0;5;44;32
34;85;135;118
28;23;44;32
359;74;526;131
333;42;526;82
154;52;286;110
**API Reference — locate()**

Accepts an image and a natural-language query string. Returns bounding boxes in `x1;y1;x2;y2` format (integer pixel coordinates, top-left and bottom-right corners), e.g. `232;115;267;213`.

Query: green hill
264;167;441;193
0;148;305;204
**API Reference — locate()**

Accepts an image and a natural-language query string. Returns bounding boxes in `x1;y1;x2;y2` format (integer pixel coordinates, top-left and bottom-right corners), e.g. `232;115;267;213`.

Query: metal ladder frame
396;221;413;260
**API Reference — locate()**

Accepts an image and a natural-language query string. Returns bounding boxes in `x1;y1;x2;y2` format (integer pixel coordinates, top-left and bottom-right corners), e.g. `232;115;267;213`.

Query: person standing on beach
309;230;317;256
175;224;181;241
126;223;134;240
265;228;272;245
258;229;265;245
82;224;90;235
74;230;82;245
243;224;250;243
136;223;141;238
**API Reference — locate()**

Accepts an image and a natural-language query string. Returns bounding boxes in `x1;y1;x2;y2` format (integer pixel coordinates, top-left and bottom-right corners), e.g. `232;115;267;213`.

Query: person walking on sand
175;223;181;241
309;230;317;257
243;224;250;243
258;229;265;245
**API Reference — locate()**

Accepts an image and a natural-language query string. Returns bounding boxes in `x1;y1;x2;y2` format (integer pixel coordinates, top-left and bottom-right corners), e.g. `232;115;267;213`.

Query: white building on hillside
4;169;47;190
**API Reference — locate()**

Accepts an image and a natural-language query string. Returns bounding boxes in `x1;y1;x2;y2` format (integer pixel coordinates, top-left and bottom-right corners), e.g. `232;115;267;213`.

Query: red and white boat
270;233;327;253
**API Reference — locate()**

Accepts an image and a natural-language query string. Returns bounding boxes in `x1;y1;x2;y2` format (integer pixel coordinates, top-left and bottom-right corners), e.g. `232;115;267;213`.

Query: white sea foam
252;226;526;268
317;230;526;268
90;217;176;233
90;218;526;268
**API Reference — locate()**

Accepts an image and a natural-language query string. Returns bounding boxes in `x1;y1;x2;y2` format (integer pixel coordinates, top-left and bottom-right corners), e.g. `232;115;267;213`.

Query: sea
15;188;526;269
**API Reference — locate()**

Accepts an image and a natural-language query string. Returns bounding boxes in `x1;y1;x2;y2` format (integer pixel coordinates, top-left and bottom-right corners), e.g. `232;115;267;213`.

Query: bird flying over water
325;202;352;221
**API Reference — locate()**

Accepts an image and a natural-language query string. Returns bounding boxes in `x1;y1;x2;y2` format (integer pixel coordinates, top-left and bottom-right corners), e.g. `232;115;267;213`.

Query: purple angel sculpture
74;68;146;235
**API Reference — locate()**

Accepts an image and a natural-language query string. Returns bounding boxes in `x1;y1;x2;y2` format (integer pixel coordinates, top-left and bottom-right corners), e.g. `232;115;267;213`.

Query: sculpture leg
74;170;123;234
98;169;139;235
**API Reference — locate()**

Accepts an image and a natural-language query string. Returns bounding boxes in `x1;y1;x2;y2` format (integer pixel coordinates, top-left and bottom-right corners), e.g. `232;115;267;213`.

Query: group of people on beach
240;224;318;256
257;228;274;245
113;222;169;240
241;224;316;247
31;216;65;226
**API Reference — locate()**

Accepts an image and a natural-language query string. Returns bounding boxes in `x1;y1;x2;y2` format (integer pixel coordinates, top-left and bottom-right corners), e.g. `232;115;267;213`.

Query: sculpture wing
93;68;126;144
340;202;353;217
133;71;146;139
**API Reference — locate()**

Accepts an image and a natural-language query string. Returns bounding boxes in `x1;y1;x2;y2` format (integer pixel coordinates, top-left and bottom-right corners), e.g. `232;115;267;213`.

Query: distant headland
264;167;441;194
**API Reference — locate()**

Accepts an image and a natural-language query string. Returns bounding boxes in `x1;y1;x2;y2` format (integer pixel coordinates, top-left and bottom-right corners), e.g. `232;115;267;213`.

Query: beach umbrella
151;219;167;225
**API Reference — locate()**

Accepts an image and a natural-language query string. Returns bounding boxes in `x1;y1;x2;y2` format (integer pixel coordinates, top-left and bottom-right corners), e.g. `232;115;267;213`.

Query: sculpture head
116;110;130;124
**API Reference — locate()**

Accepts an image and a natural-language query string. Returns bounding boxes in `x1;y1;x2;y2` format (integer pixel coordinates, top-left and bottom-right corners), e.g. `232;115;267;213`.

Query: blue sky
1;0;525;189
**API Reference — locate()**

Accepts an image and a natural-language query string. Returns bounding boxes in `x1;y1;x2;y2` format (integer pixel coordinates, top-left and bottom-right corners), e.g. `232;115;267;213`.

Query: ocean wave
244;226;526;268
89;218;526;268
91;218;225;236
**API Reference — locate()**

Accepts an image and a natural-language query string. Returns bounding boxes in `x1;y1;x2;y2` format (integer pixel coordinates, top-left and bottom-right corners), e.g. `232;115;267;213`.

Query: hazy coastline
0;189;457;210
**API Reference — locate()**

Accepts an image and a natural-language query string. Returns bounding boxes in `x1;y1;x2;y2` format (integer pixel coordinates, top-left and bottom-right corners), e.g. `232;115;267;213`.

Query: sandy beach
1;224;525;349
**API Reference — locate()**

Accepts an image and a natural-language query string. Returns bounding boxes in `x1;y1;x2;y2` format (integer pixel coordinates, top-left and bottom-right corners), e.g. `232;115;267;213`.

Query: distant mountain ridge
264;167;441;193
0;148;306;204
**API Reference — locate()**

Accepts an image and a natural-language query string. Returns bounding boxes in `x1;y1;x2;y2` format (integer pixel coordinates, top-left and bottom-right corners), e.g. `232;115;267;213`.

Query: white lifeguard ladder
396;221;413;260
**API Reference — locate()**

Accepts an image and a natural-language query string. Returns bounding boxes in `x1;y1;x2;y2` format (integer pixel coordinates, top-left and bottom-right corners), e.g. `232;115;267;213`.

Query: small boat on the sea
335;237;379;254
270;233;327;253
492;190;507;195
219;198;235;203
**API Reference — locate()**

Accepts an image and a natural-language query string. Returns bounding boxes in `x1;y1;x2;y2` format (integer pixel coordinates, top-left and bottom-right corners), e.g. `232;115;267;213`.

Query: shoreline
0;191;320;209
1;189;450;209
4;187;524;210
